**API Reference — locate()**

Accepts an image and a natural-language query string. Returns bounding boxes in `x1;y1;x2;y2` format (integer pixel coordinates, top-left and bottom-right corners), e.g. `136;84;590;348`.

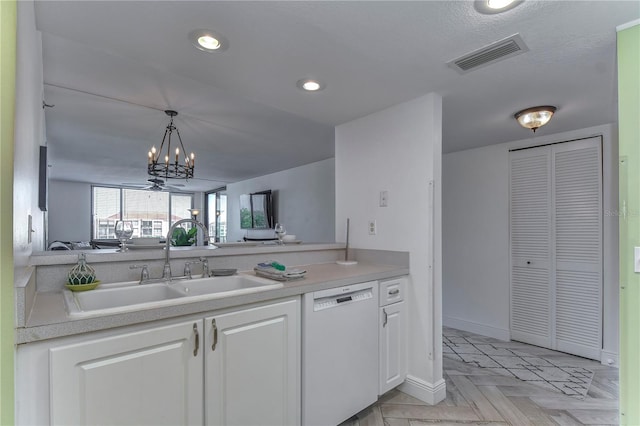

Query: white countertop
17;261;408;345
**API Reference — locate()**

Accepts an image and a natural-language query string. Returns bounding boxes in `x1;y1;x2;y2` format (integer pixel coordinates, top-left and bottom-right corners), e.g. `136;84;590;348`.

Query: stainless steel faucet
164;219;210;280
183;257;209;279
130;264;149;284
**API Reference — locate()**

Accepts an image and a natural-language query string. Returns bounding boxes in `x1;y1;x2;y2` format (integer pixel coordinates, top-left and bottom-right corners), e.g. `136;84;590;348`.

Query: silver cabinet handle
383;308;388;328
211;319;218;351
193;323;199;357
388;289;400;296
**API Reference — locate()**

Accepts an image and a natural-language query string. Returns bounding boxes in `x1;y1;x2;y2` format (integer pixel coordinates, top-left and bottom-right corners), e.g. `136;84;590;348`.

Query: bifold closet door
509;137;602;360
553;138;602;360
509;147;553;349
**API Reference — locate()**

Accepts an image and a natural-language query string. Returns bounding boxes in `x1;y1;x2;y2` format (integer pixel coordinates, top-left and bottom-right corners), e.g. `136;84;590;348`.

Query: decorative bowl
65;280;101;292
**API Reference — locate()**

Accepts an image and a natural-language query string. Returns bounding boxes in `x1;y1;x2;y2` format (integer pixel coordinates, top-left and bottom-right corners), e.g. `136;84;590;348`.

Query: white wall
48;180;92;243
336;93;444;403
13;0;46;265
226;158;335;243
442;123;619;364
442;144;510;340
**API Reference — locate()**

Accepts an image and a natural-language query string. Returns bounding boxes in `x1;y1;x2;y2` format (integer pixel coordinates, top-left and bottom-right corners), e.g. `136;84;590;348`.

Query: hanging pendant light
148;110;195;179
514;106;557;133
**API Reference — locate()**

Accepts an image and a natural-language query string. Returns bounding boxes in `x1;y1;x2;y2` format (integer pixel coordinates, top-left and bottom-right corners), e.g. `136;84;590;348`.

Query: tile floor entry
340;327;618;425
443;328;594;399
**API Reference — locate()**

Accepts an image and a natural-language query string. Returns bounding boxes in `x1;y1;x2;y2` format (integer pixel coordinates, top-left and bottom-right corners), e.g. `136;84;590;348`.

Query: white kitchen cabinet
379;277;407;395
49;320;203;426
21;297;300;426
204;298;300;426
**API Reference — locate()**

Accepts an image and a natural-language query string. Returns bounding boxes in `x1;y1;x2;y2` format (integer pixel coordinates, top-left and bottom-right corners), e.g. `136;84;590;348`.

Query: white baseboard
398;375;446;405
601;350;619;367
443;316;510;341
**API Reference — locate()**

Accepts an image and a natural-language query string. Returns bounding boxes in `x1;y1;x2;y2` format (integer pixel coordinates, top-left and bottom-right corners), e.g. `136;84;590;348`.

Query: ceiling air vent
447;34;529;74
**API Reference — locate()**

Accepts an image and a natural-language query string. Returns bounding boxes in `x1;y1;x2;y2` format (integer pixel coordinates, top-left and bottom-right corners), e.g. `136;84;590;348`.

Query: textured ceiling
34;1;639;191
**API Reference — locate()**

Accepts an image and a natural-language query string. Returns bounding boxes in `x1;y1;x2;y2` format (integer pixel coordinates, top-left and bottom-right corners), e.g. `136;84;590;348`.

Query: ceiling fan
122;178;185;191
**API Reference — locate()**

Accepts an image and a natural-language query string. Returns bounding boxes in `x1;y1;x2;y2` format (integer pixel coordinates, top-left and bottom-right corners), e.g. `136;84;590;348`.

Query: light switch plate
379;190;388;207
635;247;640;273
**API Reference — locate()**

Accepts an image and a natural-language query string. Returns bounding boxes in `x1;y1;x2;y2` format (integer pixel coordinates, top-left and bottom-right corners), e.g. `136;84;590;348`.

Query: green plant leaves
171;226;197;246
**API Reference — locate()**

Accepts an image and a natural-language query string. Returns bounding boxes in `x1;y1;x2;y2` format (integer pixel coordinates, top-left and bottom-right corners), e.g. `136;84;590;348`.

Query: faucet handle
184;262;192;279
199;257;209;278
130;264;149;283
184;259;202;279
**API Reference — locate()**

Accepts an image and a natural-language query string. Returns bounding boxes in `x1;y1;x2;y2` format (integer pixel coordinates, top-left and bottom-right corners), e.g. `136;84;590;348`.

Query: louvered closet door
510;137;603;360
509;147;553;348
552;137;602;359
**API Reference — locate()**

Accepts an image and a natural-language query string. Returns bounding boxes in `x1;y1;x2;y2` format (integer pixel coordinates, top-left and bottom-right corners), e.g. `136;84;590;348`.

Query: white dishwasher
302;281;379;426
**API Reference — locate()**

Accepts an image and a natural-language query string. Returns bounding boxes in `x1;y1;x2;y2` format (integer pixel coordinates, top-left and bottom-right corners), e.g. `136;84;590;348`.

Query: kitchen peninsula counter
17;258;409;345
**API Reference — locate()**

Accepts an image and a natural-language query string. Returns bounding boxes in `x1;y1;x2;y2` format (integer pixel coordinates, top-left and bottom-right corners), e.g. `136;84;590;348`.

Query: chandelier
148;110;195;179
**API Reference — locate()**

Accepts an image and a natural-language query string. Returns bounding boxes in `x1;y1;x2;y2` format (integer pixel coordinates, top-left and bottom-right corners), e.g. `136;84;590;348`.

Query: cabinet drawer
379;278;405;307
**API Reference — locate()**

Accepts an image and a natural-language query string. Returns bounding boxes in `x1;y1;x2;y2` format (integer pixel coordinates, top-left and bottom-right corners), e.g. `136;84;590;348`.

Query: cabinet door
205;298;300;426
50;320;203;426
379;301;407;395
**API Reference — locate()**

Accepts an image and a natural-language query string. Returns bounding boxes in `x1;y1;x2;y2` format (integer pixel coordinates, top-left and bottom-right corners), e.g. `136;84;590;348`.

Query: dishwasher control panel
313;288;373;312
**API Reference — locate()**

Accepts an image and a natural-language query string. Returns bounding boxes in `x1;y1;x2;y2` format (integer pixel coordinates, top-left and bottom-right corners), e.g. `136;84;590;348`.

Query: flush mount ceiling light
296;79;325;92
188;29;228;52
475;0;522;14
148;110;195;180
514;106;557;133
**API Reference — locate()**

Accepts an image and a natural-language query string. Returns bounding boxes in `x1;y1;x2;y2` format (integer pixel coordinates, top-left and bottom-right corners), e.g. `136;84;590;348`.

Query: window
205;187;227;243
93;187;120;239
92;186;194;240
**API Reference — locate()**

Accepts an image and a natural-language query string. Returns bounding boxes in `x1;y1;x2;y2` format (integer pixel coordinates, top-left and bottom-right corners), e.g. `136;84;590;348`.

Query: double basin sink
63;275;283;318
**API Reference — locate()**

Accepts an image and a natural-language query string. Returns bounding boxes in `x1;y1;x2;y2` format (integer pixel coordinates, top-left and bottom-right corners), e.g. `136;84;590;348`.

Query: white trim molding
617;19;640;32
443;316;511;341
398;376;446;405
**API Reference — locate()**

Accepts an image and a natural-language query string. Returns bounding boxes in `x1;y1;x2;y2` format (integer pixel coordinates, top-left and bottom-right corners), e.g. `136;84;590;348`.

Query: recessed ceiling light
296;79;325;92
487;0;516;9
189;29;228;53
474;0;522;14
198;35;220;50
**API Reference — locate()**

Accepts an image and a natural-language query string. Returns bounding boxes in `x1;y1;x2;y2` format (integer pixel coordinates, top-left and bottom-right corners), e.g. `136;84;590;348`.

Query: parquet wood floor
340;328;618;426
